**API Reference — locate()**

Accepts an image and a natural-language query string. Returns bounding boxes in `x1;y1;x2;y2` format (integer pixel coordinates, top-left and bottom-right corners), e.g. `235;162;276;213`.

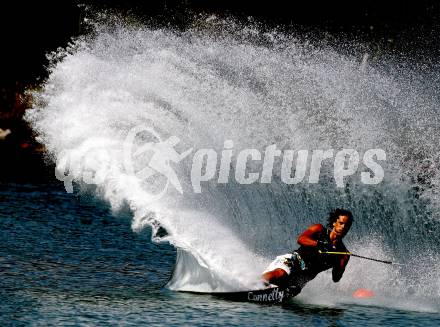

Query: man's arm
297;224;325;247
332;254;350;282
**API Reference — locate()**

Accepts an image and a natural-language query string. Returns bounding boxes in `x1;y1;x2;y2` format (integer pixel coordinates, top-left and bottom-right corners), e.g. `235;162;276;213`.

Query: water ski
182;286;301;304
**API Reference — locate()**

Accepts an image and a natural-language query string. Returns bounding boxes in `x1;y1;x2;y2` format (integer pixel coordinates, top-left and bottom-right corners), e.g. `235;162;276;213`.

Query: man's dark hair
327;208;353;229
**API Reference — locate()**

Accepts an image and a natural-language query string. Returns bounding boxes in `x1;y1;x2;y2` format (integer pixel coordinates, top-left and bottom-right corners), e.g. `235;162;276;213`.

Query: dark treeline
120;0;440;63
1;1;439;87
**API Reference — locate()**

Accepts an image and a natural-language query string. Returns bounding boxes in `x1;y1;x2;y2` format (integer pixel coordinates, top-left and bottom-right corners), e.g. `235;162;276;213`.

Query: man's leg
262;268;289;287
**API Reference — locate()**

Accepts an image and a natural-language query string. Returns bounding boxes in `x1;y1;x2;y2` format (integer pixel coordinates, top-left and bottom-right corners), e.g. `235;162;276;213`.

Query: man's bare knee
262;268;288;283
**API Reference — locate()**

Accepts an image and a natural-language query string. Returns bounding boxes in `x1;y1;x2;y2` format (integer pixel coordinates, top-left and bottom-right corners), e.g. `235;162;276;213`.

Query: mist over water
26;15;440;311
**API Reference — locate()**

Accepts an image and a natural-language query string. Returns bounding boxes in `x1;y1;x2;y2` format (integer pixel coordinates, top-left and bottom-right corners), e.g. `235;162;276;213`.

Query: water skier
262;208;353;294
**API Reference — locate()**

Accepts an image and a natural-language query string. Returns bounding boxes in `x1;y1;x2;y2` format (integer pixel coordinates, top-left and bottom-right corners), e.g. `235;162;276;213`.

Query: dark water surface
1;183;439;326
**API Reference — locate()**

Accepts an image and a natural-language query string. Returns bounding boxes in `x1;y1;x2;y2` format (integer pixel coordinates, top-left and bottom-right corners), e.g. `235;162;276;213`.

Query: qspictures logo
55;125;386;199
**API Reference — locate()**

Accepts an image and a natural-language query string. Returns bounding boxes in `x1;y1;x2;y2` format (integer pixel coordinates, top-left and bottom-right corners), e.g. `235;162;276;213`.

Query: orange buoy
352;288;375;298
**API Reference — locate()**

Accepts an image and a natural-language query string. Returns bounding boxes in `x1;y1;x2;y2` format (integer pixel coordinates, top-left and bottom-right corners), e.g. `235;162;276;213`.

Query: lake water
1;182;439;326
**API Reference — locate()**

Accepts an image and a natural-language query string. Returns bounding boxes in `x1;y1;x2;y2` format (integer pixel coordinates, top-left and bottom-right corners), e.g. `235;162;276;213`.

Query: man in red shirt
262;208;353;293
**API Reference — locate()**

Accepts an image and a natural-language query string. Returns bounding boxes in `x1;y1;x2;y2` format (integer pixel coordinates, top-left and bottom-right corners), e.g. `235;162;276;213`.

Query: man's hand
317;239;335;253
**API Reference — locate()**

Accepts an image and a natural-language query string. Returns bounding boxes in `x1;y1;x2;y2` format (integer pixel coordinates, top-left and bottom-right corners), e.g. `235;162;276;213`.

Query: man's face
333;215;351;238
